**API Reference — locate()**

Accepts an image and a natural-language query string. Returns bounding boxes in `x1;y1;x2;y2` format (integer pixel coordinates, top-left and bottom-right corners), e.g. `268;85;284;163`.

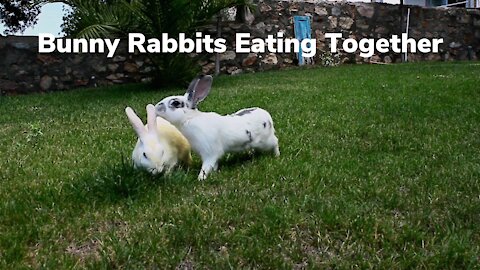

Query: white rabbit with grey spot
155;75;280;180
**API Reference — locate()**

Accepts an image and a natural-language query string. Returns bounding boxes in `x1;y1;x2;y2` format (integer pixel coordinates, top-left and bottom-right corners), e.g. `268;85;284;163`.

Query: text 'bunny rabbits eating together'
155;75;280;180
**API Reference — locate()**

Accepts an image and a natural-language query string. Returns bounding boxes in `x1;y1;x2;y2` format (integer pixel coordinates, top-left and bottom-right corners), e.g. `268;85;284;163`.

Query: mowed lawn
0;62;479;268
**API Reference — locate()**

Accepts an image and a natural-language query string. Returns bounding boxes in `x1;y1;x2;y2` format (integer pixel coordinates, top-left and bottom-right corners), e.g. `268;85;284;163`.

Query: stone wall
1;1;479;94
0;36;156;95
200;0;480;75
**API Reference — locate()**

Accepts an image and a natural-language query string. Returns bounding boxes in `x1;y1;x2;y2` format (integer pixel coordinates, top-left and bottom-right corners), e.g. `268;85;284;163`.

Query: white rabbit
125;104;192;174
154;75;280;180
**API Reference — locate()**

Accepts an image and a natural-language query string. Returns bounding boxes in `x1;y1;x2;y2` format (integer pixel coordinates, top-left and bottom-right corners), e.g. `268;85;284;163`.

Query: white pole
215;14;221;75
441;1;467;7
404;8;410;62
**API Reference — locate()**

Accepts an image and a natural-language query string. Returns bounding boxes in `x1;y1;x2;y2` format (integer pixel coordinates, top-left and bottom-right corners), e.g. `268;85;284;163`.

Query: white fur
155;75;279;180
125;104;192;174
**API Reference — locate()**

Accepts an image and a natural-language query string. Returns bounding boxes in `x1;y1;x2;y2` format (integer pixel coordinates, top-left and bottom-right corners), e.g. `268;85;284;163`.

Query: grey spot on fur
236;108;257;116
157;103;166;113
246;130;253;142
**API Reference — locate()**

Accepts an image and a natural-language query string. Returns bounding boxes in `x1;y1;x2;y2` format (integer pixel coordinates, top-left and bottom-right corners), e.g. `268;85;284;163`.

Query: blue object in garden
294;16;312;65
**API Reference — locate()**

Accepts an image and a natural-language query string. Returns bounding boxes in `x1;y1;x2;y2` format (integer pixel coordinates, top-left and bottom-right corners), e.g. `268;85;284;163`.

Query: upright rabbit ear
185;76;200;101
146;104;157;132
125;107;146;137
185;75;213;109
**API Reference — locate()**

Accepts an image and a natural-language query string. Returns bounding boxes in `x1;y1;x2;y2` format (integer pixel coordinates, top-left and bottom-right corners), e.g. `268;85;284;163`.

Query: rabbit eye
171;100;182;108
143;152;148;159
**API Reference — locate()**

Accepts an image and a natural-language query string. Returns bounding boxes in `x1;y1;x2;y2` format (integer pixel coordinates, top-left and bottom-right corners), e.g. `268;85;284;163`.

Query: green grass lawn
0;62;479;268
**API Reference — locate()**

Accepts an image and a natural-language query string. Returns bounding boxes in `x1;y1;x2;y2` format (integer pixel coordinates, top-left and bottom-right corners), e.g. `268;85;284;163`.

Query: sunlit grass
0;62;479;268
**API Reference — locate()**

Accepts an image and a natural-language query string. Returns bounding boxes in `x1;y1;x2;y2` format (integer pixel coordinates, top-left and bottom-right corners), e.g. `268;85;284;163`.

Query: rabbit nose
156;103;166;113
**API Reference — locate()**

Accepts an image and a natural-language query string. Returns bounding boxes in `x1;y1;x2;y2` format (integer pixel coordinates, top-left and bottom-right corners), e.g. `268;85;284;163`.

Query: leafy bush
60;0;249;86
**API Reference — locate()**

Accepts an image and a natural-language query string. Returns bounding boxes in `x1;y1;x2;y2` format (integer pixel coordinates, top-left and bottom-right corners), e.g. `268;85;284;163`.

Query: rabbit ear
146;104;157;133
185;75;213;109
125;107;146;137
186;76;200;100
